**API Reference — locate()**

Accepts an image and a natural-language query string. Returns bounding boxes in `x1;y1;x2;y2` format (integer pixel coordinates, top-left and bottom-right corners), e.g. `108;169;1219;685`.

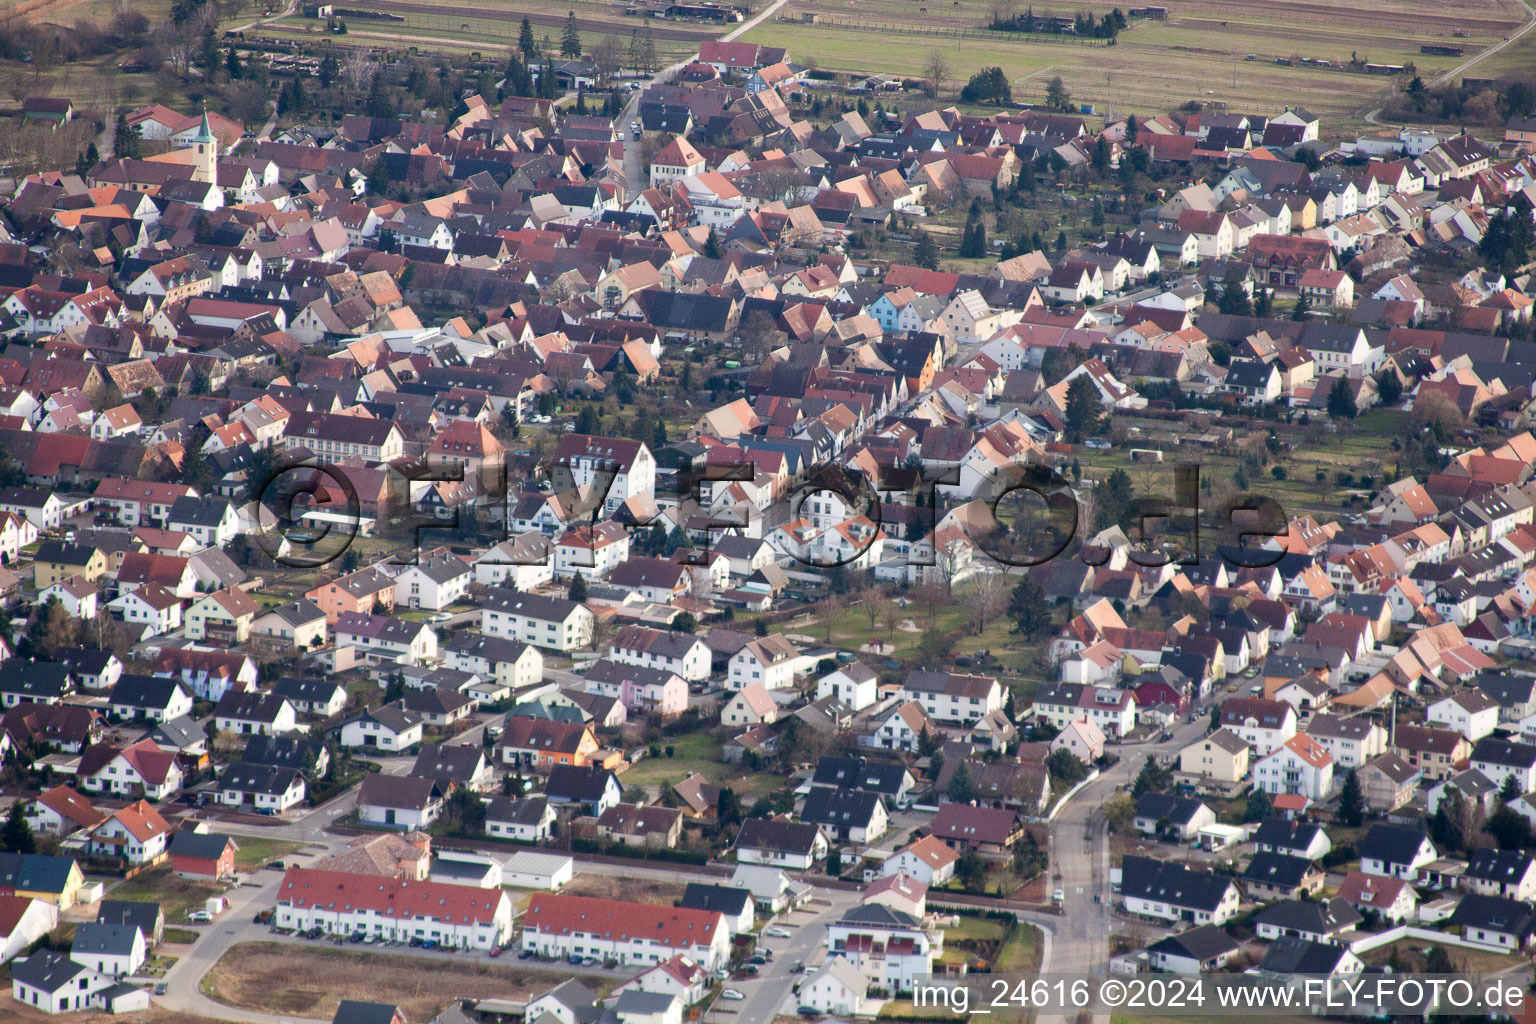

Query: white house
817;663;879;711
218;762;306;813
0;895;56;964
1428;691;1501;741
899;671;1003;725
107;585;183;638
1255;734;1336;801
1358;825;1437;880
86;801;170;867
798;958;874;1016
1470;738;1536;796
502;851;573;891
520;893;730;972
10;951;116;1013
274;868;512;949
487;797;557;843
1217;698;1298;756
879;835;958;887
724;635;799;691
356;775;442;830
69;923;145;979
611;625;711;682
337;703;425;752
392;550;474;611
481;589;594;652
824;904;938;994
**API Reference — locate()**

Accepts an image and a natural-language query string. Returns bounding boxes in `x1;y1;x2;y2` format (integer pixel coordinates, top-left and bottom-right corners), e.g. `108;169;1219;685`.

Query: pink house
1051;717;1106;763
582;660;688;717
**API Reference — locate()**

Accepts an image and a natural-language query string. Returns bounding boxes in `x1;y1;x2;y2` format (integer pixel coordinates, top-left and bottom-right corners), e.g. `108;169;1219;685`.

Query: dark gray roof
1241;851;1317;889
1471;737;1536;769
214;690;291;724
169;829;239;862
545;764;617;804
1252;817;1327;854
1257;935;1351;975
111;674;188;711
1133;792;1210;827
1358;824;1431;866
97;899;161;937
1466;848;1536;885
410;742;485;786
811;756;908;796
272;676;345;705
242;734;327;773
679;882;753;916
486;796;549;825
72;922;140;957
219;761;301;796
1450;893;1536;938
1119;855;1234;912
332;1001;404;1024
0;852;79;895
1254;897;1361;934
9;950;91;993
1147;924;1239;962
1475;673;1536;709
357;774;441;811
0;660;72;698
735;817;822;856
800;787;883;829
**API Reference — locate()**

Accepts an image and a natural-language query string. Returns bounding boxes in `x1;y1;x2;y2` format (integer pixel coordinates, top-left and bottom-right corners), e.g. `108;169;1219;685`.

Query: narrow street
1038;716;1210;1024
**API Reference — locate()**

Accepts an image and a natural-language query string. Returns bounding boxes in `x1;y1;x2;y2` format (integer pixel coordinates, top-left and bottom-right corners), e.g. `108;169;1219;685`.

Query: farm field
200;941;592;1020
246;0;724;65
745;0;1527;129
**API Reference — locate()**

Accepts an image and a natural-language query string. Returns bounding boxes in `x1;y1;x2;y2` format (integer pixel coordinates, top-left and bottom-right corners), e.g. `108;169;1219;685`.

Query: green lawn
233;837;305;872
944;916;1009;944
621;731;785;800
994;923;1041;973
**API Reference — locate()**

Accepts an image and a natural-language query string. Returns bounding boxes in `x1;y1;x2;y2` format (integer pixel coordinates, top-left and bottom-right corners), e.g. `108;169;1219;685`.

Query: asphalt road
1040;715;1213;1024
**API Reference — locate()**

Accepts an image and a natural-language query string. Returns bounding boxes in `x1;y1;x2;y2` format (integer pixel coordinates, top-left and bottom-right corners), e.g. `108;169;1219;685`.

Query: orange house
306;566;396;624
495;717;601;772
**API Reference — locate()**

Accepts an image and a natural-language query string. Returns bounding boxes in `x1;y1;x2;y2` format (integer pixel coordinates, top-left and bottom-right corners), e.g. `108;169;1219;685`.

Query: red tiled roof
278;867;507;924
523;893;723;949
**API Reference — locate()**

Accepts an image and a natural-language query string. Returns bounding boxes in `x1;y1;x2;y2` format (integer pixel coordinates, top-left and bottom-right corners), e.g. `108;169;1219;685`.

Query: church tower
189;110;217;186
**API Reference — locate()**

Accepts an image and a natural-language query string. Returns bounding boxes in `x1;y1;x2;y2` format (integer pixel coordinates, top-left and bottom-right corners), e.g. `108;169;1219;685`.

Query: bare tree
591;36;621;85
968;571;1007;635
922;51;949;99
820;592;844;643
755;165;811;204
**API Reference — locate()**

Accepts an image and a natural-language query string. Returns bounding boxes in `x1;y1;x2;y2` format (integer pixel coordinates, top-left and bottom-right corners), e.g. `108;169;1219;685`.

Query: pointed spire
191;106;216;145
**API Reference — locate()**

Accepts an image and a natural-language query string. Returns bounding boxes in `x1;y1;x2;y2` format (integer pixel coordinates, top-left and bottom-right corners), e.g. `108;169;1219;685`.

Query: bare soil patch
560;873;688;905
201;941;581;1020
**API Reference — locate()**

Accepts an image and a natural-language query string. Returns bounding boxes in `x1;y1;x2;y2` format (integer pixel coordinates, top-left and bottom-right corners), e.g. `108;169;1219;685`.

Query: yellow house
1179;728;1250;784
186;587;260;643
1283;194;1318;231
33;542;107;589
0;853;86;911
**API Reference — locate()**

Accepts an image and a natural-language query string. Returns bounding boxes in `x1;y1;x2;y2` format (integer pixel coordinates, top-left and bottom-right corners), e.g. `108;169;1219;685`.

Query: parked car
187;911;212;923
766;927;792;938
489;946;502;957
155;982;168;995
747;955;767;966
721;990;745;1001
420;939;438;950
